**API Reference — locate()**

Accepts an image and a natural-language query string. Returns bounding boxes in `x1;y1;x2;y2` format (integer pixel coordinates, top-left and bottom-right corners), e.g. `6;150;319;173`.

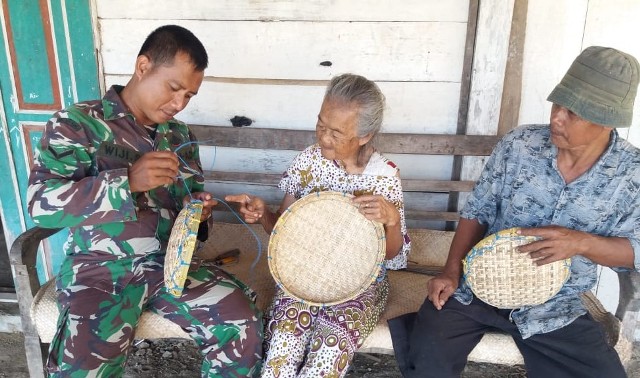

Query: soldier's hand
184;192;218;222
128;151;179;193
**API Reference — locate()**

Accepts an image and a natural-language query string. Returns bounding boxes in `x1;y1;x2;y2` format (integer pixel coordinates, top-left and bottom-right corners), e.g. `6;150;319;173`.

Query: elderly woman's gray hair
324;73;386;139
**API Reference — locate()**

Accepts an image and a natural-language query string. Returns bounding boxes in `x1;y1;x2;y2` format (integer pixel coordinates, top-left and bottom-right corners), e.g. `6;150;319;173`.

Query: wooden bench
11;126;640;377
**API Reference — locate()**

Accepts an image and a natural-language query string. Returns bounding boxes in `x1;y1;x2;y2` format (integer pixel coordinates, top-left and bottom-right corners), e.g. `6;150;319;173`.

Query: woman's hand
225;194;267;224
352;194;400;226
183;192;217;222
353;194;403;260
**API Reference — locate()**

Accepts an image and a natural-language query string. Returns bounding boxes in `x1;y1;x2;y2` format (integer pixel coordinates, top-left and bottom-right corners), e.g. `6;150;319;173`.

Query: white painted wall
95;1;472;183
519;0;640;146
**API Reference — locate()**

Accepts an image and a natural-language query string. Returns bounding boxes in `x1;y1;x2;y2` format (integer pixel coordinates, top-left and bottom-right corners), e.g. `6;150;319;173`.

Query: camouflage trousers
46;254;263;377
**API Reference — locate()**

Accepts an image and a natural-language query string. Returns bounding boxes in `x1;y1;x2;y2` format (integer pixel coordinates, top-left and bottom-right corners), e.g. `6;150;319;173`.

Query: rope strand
173;140;263;277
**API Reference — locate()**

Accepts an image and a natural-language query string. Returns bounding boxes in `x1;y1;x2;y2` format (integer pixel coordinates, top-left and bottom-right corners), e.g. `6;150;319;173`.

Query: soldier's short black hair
138;25;208;71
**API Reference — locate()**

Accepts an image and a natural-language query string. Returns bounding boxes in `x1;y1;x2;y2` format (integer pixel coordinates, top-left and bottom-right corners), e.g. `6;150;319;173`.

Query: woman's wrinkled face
133;51;204;126
315;99;367;162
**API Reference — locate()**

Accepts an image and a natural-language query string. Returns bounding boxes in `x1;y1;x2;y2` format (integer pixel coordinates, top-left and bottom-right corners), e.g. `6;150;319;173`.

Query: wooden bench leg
23;335;46;377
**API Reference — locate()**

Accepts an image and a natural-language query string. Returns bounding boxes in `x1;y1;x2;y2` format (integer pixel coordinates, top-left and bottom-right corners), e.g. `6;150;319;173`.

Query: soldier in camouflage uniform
27;25;262;377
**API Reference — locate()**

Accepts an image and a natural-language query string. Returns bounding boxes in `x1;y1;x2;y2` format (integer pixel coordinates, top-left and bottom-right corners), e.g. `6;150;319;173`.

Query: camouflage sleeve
27;111;136;228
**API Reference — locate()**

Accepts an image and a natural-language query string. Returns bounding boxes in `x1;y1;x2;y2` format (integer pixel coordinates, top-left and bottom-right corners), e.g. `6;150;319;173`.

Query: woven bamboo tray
463;227;571;309
164;200;203;297
268;191;386;306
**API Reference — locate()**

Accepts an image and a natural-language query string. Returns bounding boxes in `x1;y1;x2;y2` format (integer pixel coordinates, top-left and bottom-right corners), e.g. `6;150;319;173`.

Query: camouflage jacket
456;124;640;338
27;86;204;292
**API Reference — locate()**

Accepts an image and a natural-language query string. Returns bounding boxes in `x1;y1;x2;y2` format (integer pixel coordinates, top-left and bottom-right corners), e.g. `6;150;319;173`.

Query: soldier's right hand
128;151;179;192
426;271;459;310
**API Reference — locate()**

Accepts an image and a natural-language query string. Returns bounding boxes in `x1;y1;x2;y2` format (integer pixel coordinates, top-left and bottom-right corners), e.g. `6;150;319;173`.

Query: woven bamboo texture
164;200;203;297
463;228;571;309
268;191;385;306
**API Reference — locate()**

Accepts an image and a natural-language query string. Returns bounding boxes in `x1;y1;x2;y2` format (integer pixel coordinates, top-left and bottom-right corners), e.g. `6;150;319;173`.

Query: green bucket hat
547;46;640;127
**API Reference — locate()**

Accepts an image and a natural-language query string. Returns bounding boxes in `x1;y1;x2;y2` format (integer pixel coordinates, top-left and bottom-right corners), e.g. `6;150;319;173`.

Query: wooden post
497;0;528;136
446;0;479;231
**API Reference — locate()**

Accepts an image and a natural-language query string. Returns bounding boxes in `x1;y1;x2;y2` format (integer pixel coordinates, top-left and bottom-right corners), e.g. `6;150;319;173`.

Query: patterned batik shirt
278;144;411;270
27;85;204;294
455;124;640;338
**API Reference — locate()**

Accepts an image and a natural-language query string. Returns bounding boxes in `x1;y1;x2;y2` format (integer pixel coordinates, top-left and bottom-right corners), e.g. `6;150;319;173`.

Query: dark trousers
388;296;626;378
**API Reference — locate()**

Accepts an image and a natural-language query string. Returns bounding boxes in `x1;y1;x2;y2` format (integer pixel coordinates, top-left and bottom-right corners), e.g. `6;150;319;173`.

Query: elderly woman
226;73;411;377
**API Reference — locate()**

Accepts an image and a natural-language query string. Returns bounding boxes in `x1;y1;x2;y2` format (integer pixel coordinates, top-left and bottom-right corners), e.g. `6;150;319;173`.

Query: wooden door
0;0;99;288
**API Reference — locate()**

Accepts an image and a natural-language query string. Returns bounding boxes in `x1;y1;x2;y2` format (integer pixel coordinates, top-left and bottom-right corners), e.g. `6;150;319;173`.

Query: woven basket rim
268;191;385;306
164;200;203;297
463;227;571;309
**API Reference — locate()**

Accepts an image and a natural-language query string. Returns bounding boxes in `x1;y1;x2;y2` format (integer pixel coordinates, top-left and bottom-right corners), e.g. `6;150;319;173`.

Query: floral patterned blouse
278;144;411;270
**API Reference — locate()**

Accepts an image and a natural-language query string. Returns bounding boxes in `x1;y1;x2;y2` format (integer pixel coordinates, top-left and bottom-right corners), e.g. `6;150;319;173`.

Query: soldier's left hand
183;192;218;222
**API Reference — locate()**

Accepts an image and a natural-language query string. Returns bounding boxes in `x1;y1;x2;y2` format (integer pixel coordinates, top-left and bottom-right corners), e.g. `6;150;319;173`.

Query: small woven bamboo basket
268;191;386;306
463;227;571;309
164;199;203;297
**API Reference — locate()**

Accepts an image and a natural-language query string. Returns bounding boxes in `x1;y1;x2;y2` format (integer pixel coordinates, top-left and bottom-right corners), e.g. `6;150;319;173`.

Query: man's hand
518;225;634;269
225;194;266;224
427;271;459;310
128;151;179;192
517;226;587;265
184;192;217;222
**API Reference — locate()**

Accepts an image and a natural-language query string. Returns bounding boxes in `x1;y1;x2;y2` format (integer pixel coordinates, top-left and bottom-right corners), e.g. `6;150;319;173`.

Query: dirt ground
2;331;638;377
0;332;527;378
121;338;528;378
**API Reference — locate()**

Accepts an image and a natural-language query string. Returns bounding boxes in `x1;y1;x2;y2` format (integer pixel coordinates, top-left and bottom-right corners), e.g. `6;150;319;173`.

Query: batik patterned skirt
261;275;389;378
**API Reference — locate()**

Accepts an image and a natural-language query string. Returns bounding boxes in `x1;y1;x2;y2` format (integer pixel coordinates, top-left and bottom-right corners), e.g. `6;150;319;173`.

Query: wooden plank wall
191;125;498;225
519;0;640;145
94;0;486;228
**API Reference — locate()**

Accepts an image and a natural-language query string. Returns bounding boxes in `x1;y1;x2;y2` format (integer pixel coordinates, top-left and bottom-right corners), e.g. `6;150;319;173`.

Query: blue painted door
0;0;100;283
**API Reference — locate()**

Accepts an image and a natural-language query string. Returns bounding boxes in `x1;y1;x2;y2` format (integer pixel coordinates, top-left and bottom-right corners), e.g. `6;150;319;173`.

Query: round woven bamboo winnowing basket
268;191;386;306
463;227;571;309
164;200;203;297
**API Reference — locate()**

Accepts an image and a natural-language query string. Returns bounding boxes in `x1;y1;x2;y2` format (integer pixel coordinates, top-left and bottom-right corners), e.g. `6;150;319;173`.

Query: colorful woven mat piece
164;200;203;297
463;227;571;309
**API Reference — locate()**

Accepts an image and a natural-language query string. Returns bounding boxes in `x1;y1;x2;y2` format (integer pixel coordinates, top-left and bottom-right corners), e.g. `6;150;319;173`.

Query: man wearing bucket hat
389;46;640;377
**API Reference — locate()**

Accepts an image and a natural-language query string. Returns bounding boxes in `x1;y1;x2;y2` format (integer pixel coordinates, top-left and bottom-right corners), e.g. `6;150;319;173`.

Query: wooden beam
206;171;476;193
497;0;528;136
456;0;479;137
401;179;476;193
191;125;498;156
405;210;460;222
213;204;461;222
205;171;282;186
448;0;480;230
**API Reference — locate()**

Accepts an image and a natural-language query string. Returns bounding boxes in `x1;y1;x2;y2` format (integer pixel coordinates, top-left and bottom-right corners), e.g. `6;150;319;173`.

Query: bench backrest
190;125;498;266
191;125;499;227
